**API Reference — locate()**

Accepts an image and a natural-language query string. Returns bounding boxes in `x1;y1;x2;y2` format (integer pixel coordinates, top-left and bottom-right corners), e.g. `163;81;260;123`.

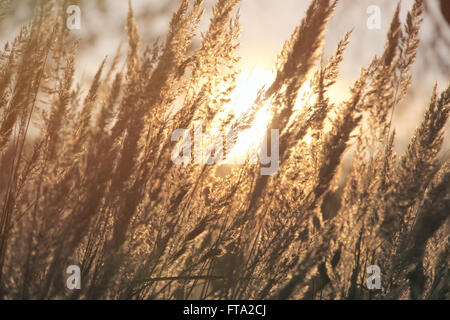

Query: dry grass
0;0;448;300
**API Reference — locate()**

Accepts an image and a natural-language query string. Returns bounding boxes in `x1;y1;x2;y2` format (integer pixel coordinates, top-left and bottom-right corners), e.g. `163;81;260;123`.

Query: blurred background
1;0;449;151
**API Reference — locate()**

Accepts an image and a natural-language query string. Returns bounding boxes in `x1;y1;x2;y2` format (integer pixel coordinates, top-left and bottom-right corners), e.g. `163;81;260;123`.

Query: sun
221;67;275;164
227;68;274;116
221;67;318;164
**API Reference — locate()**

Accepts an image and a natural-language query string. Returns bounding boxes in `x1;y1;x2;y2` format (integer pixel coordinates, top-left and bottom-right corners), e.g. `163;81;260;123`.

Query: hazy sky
70;0;448;151
2;0;449;150
78;0;448;92
79;1;421;71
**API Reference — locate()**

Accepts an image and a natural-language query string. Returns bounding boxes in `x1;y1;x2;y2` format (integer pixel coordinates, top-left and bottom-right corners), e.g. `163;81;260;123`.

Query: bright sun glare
222;68;274;164
222;67;316;164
